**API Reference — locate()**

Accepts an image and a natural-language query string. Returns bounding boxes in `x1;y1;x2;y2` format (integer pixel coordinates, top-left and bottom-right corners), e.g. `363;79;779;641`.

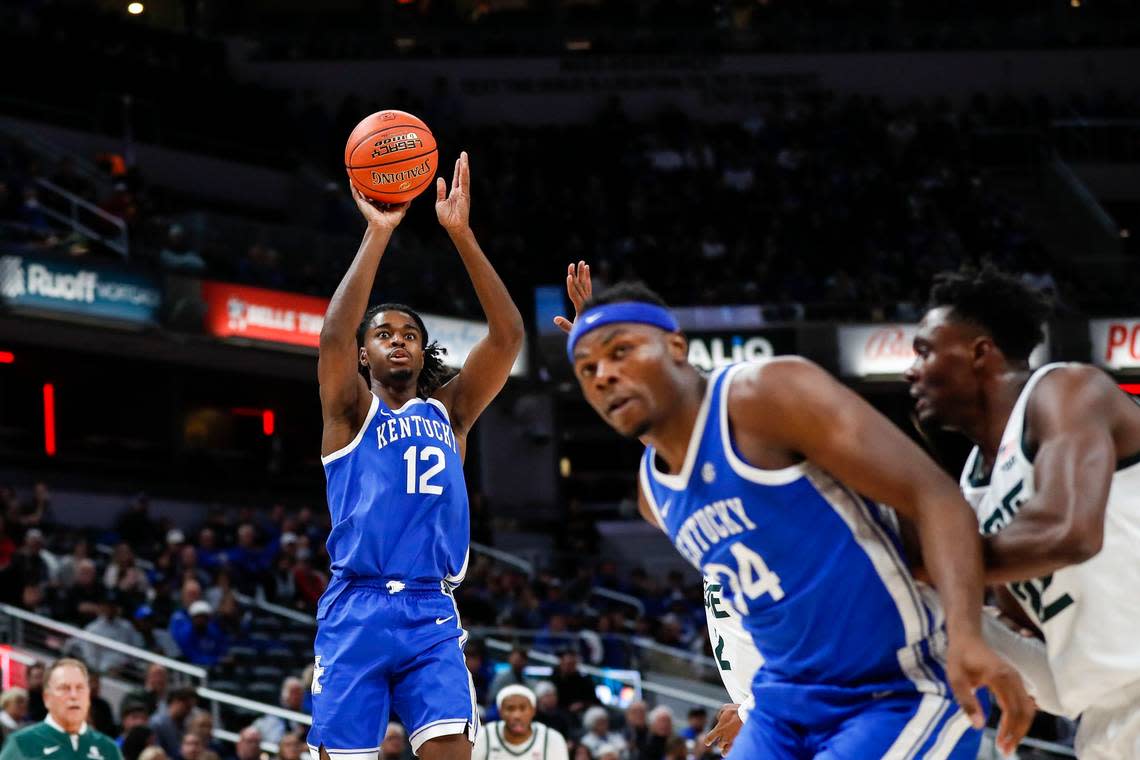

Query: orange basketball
344;110;438;204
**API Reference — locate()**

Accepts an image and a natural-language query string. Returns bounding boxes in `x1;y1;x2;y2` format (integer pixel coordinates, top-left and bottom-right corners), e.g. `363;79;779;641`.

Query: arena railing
33;179;129;259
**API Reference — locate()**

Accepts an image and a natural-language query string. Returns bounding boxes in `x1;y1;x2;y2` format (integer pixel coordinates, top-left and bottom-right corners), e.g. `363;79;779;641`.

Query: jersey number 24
705;543;785;616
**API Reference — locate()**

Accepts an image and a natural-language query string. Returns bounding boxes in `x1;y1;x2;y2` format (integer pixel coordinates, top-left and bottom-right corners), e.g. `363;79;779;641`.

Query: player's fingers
583;263;592;295
948;677;984;729
460;150;470;189
452;156;461;192
436;176;446;202
553;316;572;335
991;671;1034;754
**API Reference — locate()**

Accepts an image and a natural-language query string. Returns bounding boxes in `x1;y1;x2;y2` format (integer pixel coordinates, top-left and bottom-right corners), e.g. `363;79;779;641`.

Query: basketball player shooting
309;152;524;760
555;264;1033;758
906;268;1140;760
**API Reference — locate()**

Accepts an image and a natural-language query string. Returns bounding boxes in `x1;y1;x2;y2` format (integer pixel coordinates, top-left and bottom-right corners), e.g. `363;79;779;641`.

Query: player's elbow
1053;518;1104;565
490;318;525;354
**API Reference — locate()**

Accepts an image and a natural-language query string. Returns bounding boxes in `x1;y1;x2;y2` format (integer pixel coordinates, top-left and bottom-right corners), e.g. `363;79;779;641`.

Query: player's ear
359;346;369;369
971;335;995;368
666;333;688;364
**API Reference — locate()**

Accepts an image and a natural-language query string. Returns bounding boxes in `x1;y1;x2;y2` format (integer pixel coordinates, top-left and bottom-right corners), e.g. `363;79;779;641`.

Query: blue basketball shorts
728;691;985;759
306;580;478;759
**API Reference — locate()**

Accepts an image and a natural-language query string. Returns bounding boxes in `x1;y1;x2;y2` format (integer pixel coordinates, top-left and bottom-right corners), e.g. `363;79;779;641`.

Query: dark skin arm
729;358;1032;753
317;190;409;458
431;152;525;446
983;366;1121;584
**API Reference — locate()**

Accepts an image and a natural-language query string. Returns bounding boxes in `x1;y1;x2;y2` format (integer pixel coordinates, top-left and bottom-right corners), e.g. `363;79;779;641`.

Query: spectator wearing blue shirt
170;601;228;666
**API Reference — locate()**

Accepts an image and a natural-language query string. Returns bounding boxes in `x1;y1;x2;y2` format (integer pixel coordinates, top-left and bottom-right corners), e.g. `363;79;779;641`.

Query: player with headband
555;263;1033;759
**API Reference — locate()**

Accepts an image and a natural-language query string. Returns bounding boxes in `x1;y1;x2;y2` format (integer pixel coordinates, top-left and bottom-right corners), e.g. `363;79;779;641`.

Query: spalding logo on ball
345;110;438;204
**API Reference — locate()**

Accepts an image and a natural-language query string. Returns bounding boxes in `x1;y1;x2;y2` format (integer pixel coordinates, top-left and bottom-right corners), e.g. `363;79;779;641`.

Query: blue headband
566;301;680;362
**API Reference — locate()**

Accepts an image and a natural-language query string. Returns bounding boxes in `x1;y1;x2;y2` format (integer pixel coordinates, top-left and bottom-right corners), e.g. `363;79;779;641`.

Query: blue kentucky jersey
640;362;949;709
321;394;470;607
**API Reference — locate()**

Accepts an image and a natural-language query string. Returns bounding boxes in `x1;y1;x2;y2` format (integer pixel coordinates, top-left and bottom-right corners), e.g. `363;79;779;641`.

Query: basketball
344;110;438;204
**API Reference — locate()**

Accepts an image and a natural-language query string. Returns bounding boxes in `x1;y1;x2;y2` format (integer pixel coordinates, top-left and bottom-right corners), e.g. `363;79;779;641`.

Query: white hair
648;705;674;724
0;687;28;708
582;705;609;730
279;676;303;704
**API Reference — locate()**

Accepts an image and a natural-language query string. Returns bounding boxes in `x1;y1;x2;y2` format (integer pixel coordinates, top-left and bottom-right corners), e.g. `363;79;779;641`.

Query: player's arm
982;366;1117;584
730;358;1033;753
317;188;408;456
431;152;524;436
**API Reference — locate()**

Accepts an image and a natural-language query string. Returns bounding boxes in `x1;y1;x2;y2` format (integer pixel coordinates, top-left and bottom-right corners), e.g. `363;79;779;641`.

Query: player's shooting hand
553;260;593;334
946;634;1034;756
350;184;409;231
704;704;743;755
436;151;471;234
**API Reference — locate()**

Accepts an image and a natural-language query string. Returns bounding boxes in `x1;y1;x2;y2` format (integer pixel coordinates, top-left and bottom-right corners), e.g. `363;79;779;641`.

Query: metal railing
34;178;130;258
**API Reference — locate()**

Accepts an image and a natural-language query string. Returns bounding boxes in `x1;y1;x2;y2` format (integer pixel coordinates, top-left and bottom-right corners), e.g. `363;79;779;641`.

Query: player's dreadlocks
581;281;671;312
928;267;1050;362
357;303;453;398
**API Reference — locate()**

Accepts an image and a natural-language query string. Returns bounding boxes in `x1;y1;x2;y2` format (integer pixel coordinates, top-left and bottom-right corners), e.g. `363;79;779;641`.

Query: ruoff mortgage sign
0;254;162;325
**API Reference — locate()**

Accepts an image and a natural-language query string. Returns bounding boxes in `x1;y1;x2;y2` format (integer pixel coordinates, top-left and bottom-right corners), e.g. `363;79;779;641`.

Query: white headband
496;684;536;711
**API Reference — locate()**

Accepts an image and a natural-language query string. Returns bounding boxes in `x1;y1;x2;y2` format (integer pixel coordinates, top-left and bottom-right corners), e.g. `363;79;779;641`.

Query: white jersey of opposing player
703;577;765;720
960;362;1140;717
472;721;568;760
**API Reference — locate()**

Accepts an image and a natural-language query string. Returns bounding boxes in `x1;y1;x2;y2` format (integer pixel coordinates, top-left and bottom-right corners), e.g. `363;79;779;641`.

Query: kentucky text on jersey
674;497;757;566
376;412;459;453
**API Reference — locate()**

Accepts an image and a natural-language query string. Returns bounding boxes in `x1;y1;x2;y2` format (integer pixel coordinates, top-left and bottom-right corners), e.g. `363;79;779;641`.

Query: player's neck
645;372;708;474
972;367;1032;465
373;379;419;409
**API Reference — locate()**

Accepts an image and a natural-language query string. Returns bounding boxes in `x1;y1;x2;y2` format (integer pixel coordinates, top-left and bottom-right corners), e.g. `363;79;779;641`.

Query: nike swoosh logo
660;500;671;517
435;615;454;625
584;312;602;324
45;748;60;755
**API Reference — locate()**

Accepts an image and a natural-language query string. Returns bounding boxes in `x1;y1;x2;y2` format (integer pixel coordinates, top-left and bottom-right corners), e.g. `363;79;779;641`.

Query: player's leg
726;705;805;759
813;692;982;760
306;589;393;760
389;590;477;759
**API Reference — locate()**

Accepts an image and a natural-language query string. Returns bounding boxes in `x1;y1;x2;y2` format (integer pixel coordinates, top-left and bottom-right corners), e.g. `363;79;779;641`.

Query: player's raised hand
946;634;1034;756
436;151;471;234
704;704;743;755
350;184;409;231
553;260;593;334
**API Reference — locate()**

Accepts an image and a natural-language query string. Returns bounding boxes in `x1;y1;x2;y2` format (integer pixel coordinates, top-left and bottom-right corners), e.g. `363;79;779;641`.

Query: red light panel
0;351;14;364
1120;384;1140;395
262;410;275;437
43;384;56;456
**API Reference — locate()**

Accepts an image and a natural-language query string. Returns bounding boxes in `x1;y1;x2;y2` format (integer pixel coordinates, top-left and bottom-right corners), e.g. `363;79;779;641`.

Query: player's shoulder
725;356;831;411
5;723;53;750
1028;363;1117;414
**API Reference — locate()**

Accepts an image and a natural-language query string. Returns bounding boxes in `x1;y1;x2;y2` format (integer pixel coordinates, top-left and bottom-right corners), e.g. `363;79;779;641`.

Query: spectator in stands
661;736;687;760
550;649;596;717
595;746;622;760
641;706;675;760
148;688;196;759
121;725;157;760
24;664;45;722
251;678;304;744
379;723;405;760
115;494;158;559
138;747;168;760
170;601;228;667
580;707;627;760
20;584;53;617
290;554;326;613
49;158;95;203
54;538;90;589
158;224;206;273
116;703;150;748
622;701;648;757
233;727;261;760
275;733;303;760
488;646;531;708
133;607;181;660
179;731;214;760
22;530;59;585
87;673;117;737
104;543;152;608
186;713;223;758
72;593;144;674
0;688;29;742
464;641;494;707
6;530;51;593
168;580;202;642
53;559;104;626
533;682;572;740
126;664;168;718
0;516;16;573
203;570;233;612
679;707;707;741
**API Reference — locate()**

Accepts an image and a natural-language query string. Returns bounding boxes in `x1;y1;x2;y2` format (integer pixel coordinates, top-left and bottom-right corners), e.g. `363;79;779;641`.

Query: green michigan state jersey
0;720;122;760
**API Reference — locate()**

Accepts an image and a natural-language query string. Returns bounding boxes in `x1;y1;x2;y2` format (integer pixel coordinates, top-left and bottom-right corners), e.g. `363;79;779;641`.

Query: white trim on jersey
321;394;381;465
647;366;723;490
639;460;667;530
426;397;451;422
445;548;470;587
804;470;946;697
409;719;472;754
306;745;380;760
925;709;974;760
882;694;947;760
719;362;807;485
